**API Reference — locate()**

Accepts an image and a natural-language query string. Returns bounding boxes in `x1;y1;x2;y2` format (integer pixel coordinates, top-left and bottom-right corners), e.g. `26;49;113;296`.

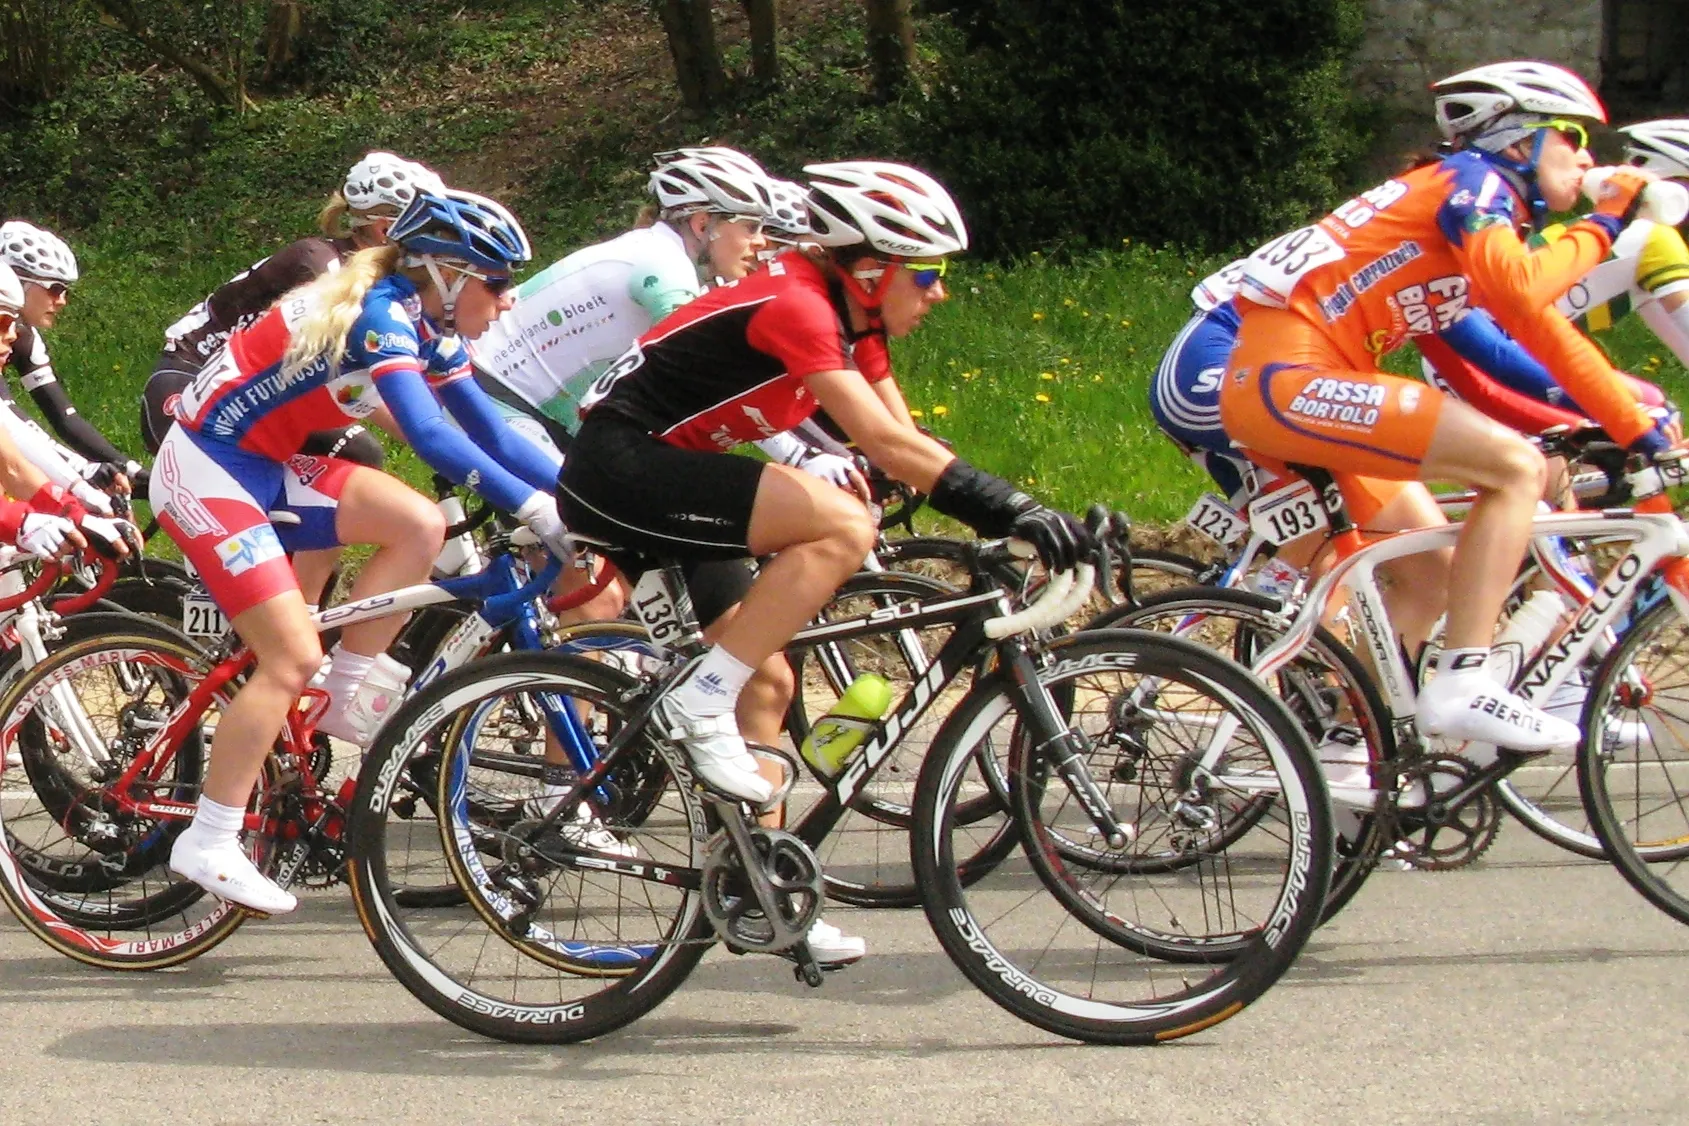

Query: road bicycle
0;535;578;969
347;540;1333;1045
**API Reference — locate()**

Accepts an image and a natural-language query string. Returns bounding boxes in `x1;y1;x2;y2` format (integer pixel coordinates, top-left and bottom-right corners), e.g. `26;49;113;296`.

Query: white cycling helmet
0;222;78;284
0;263;24;313
1621;120;1689;180
343;151;447;216
764;179;812;240
648;147;774;218
803;161;969;258
1432;61;1606;148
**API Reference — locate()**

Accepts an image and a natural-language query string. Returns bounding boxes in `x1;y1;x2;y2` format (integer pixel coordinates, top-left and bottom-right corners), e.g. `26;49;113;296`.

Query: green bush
916;0;1373;257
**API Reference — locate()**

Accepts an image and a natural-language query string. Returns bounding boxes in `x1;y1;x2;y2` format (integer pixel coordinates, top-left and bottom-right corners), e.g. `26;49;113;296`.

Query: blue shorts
1149;301;1248;499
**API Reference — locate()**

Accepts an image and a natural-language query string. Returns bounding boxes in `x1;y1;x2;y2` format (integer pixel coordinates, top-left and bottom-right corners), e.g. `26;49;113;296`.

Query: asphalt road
1;824;1685;1126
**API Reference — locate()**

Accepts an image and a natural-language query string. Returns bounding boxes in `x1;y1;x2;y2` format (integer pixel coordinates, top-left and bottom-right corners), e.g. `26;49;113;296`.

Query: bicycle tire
348;649;711;1042
0;615;250;969
1578;597;1689;924
912;629;1330;1044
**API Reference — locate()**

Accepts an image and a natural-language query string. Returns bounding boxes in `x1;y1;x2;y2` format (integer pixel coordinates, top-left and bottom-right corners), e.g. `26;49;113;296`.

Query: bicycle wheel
787;570;1018;908
1088;588;1395;924
348;649;711;1043
0;615;251;968
912;630;1331;1044
1579;597;1689;924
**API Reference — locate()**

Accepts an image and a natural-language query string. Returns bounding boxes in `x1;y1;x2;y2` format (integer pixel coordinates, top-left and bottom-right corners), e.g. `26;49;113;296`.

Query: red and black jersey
582;251;887;451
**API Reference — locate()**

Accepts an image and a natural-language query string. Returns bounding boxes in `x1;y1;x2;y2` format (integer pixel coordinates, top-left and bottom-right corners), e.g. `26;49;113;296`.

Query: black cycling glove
928;458;1095;572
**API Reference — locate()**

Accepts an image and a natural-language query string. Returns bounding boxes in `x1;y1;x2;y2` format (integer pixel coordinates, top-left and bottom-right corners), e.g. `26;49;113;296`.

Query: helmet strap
418;255;470;334
1475;139;1550;227
840;264;889;335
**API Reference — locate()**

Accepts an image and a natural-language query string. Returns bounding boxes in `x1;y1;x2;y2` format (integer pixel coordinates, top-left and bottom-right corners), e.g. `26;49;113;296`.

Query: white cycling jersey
468;221;703;433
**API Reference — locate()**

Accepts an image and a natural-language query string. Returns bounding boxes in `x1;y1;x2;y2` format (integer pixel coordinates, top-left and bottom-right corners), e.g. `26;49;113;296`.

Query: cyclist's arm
9;327;133;466
1417;332;1586;434
1438;308;1567;402
1459;227;1659;449
373;364;539;513
805;368;952;490
0;419;50;502
433;375;562;491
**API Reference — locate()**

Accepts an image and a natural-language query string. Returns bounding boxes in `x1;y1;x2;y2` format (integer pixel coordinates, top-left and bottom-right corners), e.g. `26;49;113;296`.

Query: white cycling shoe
653;698;774;804
523;794;639;860
801;918;866;966
1415;673;1580;753
169;833;297;915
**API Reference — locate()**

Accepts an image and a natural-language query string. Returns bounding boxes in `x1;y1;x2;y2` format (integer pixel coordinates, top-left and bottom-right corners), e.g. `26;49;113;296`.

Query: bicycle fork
1003;643;1136;849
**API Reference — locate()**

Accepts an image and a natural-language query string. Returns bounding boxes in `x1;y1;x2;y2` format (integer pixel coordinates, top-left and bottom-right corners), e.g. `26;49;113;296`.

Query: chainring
700;826;823;953
1388;754;1502;872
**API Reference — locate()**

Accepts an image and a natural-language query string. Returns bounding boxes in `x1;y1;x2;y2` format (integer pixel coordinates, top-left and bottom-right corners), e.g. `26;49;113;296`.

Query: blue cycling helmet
390;188;532;272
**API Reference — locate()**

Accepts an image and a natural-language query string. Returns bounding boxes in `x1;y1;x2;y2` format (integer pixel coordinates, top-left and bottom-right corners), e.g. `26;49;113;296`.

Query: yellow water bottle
800;673;893;776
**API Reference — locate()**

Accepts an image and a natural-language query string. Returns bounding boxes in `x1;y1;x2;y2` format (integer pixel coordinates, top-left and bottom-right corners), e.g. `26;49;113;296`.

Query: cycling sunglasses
1534;118;1591;151
0;311;16;333
455;266;514;296
709;212;767;236
24;279;68;298
904;259;949;289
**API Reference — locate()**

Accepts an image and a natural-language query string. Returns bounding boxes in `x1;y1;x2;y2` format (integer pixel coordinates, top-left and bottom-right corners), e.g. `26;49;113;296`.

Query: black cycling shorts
557;412;764;564
142;351;386;469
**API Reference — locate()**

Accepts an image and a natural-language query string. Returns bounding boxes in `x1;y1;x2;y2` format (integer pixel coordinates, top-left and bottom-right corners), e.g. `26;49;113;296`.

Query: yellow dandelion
909;408;925;418
1082;310;1091;317
1058;357;1070;365
1024;476;1038;486
961;370;976;380
1092;374;1104;383
1040;372;1056;380
1119;318;1131;328
1032;311;1045;322
1121;237;1131;246
1034;392;1051;403
932;404;950;417
1062;298;1076;307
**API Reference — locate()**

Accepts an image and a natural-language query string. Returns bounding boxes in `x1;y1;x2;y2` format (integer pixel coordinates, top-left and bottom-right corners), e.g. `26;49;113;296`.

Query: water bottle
1582;167;1689;227
800;673;893;777
1487;590;1569;689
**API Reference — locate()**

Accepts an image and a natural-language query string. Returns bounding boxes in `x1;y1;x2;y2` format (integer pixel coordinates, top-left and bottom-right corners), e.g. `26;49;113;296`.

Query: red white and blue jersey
176;275;470;461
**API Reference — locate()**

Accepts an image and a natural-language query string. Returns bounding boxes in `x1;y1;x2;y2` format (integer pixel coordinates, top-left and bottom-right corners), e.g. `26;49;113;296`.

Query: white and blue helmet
390;188;532;272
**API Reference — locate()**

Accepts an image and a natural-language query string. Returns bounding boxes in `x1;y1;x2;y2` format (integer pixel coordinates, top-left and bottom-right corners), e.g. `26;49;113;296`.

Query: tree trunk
863;0;915;101
90;0;239;108
656;0;728;113
262;0;303;83
746;0;777;84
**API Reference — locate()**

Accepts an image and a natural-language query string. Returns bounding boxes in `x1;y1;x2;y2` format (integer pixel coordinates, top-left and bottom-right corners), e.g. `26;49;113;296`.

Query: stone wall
1350;0;1604;105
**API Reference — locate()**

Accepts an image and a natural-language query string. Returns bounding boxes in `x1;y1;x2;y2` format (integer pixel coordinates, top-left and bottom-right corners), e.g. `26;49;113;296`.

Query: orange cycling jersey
1233;150;1653;448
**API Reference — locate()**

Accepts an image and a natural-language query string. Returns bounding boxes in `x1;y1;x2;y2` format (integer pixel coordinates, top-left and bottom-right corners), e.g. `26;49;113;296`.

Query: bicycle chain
1385;754;1502;872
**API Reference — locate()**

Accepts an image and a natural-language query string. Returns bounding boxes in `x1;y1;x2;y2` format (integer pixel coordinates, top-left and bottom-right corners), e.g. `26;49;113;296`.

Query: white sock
669;646;754;718
185;796;246;849
321;645;376;706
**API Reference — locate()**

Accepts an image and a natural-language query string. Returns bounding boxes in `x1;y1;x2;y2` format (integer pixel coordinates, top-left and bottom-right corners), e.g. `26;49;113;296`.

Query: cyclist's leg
297;459;445;740
150;427;319;912
1222;308;1573;750
559;416;873;803
292;426;387;607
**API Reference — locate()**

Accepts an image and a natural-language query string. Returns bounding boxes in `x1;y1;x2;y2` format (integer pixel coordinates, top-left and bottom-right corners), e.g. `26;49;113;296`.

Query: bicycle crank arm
714;802;812;952
1418;753;1531;824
